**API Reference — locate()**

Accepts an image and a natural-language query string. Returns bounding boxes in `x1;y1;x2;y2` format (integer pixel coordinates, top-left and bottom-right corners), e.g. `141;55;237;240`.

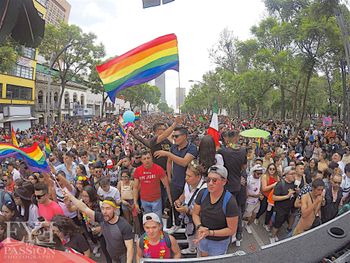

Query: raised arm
156;116;182;144
129;129;151;148
63;189;95;221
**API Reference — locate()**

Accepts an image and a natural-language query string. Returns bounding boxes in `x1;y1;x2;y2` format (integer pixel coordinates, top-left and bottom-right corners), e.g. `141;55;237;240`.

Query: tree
39;22;105;123
119;84;160;111
158;102;174;113
88;61;108;117
0;38;18;73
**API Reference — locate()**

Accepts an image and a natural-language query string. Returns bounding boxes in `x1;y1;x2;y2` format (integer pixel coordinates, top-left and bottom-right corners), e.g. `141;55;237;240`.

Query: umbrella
0;238;96;263
240;128;270;139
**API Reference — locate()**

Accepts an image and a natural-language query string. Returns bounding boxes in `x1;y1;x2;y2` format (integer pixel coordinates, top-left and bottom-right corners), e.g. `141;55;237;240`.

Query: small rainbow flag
45;137;51;155
105;125;112;134
0;142;50;173
96;34;179;103
11;127;19;147
117;116;127;138
135;111;141;121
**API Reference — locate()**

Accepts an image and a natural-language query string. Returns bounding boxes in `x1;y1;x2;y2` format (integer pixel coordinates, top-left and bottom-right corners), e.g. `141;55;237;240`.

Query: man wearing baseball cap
136;213;180;262
192;165;239;257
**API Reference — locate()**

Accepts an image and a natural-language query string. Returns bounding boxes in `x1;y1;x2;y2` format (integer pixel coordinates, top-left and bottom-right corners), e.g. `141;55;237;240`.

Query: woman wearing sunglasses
256;163;280;232
1;198;26;241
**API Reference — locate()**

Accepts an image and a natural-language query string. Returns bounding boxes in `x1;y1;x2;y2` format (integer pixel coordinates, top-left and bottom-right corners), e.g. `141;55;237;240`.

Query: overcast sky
68;0;266;108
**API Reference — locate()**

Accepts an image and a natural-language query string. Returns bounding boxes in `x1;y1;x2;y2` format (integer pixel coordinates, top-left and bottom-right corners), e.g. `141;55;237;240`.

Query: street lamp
188;79;210;113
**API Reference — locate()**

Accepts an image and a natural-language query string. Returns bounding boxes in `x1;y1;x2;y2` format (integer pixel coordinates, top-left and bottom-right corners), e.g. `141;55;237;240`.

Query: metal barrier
141;211;350;263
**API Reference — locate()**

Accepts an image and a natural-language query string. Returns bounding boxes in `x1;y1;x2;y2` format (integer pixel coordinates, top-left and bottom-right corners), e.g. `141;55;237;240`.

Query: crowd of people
1;114;350;262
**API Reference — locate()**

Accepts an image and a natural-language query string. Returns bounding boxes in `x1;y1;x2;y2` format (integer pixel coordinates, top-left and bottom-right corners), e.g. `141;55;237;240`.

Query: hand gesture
154;150;168;159
288;189;295;197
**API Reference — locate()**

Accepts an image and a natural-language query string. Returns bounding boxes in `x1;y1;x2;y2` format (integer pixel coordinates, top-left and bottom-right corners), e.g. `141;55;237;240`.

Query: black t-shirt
218;147;247;194
66;233;90;254
273;180;295;213
95;213;134;260
195;189;239;241
149;136;172;170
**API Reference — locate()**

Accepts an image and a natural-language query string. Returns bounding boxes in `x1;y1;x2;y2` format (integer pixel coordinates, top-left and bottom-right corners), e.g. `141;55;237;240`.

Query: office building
0;1;47;130
155;73;166;102
46;0;71;26
176;87;186;110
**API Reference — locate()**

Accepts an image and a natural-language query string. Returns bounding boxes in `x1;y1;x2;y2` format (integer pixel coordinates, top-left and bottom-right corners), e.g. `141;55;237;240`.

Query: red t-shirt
134;163;165;202
38;201;64;221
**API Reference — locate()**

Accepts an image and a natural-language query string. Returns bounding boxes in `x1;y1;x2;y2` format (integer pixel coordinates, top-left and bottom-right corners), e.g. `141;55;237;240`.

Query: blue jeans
199;237;231;256
141;198;162;221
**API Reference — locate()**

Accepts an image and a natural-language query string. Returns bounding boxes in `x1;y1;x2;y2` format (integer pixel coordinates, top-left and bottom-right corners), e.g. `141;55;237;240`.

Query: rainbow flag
117;116;127;138
11;127;19;147
135;111;141;121
0;142;50;173
45;137;51;155
105;125;112;134
96;34;179;103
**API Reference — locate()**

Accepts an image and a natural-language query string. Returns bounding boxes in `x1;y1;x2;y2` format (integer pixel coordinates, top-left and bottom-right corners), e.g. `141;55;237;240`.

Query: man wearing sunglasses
34;182;64;222
154;126;198;233
192;165;239;257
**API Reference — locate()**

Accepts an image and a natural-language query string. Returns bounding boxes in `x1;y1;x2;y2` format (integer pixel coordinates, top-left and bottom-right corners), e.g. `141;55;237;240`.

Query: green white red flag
207;102;220;147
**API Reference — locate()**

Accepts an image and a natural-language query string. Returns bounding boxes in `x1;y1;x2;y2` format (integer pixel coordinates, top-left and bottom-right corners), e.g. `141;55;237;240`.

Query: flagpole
177;71;181;114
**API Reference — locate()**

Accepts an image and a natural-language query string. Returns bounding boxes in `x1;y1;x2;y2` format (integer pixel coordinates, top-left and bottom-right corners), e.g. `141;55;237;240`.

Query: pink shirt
38;201;64;221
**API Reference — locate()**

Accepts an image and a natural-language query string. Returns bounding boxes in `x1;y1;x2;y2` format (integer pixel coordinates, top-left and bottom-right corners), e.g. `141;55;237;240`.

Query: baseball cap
295;153;304;161
208;165;228;179
143;213;161;225
106;159;113;169
252;164;264;173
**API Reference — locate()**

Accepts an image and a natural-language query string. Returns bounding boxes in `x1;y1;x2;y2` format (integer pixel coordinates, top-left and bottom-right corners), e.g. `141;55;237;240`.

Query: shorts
199;237;230;256
273;210;290;229
244;202;260;218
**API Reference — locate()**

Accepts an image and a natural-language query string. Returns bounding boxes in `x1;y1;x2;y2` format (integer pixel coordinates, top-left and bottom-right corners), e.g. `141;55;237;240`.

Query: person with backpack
192;165;239;257
136;212;181;262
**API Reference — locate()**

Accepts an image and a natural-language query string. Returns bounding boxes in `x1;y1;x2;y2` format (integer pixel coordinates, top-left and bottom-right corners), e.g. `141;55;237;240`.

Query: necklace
143;232;167;259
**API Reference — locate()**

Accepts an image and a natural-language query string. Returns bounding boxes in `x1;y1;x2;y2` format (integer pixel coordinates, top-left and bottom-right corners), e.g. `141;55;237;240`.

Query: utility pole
334;3;350;126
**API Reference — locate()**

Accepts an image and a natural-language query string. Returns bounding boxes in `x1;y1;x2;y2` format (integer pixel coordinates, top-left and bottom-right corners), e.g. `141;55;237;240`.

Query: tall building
46;0;71;26
155;73;166;102
176;87;186;110
0;1;47;130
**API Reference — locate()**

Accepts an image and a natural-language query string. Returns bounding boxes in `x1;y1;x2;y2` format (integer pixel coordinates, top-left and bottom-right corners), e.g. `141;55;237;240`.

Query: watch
196;224;202;230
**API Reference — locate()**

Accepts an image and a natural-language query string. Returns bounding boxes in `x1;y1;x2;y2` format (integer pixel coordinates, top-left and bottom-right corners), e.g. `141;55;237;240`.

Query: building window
81;94;84;107
11;64;34;79
54;92;58;102
38;91;43;104
22;47;36;59
6;85;33;101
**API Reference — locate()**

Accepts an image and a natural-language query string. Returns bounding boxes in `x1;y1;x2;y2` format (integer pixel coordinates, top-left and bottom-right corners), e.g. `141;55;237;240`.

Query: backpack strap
139;232;146;250
200;188;209;204
222;191;232;216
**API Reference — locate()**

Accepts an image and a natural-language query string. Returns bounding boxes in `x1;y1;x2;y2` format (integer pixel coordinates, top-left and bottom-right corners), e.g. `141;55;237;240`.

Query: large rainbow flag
96;34;179;103
0;142;50;173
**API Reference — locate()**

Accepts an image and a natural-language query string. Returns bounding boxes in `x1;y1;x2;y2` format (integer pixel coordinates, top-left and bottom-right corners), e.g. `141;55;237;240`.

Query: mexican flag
207;102;220;147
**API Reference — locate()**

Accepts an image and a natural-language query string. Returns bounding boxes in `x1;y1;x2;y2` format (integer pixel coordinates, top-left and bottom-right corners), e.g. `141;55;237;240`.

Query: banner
322;117;332;127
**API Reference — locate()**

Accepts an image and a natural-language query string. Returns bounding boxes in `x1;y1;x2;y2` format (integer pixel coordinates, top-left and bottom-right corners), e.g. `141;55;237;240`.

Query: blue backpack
200;188;232;216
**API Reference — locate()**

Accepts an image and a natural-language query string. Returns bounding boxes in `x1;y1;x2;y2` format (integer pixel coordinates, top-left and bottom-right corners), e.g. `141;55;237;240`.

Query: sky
68;0;267;108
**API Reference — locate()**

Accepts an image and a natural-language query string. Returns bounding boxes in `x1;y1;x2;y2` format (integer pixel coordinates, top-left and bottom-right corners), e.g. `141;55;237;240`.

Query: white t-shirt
246;175;261;205
183;179;207;209
341;175;350;198
12;169;21;181
97;186;121;202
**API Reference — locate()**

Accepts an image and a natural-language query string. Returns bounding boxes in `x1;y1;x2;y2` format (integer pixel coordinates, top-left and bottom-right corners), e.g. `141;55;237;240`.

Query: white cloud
68;0;266;108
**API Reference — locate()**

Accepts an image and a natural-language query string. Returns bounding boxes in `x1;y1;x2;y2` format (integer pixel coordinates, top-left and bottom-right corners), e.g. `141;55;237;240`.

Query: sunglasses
35;193;46;199
333;181;341;185
135;156;141;159
206;177;220;184
172;134;184;139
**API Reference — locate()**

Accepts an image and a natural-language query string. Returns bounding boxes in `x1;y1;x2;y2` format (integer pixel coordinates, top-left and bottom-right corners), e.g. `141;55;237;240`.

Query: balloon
123;111;135;123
